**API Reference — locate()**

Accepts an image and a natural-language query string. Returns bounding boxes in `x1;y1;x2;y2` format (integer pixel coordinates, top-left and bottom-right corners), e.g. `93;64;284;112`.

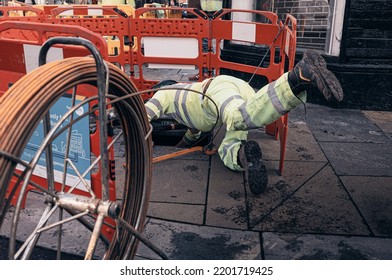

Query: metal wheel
0;52;153;259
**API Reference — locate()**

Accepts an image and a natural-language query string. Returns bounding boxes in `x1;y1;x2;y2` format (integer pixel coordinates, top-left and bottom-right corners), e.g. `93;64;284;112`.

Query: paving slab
363;110;392;134
114;153;126;200
250;120;327;163
263;232;392;260
363;111;392;140
177;69;199;81
319;142;392;176
206;154;248;230
304;104;390;143
0;236;82;260
147;202;205;225
150;158;209;204
284;119;328;162
136;218;261;260
341;176;392;237
247;160;328;229
250;164;370;235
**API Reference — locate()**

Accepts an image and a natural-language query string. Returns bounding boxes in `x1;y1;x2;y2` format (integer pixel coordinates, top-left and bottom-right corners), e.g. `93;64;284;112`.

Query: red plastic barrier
0;21;108;95
0;21;117;239
0;6;297;175
43;5;133;89
212;11;297;174
211;9;282;80
130;7;211;94
0;6;46;22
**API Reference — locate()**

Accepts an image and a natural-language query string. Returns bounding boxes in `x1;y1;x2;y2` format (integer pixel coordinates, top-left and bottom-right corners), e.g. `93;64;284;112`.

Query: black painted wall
221;0;392;110
341;0;392;64
327;0;392;110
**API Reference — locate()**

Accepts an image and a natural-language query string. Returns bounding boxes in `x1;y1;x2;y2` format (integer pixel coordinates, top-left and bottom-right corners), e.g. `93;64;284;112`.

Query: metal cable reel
0;37;163;260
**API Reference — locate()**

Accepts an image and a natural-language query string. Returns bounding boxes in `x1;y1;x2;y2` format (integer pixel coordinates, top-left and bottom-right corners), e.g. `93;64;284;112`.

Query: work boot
238;141;268;196
288;50;344;103
176;129;201;148
176;137;194;148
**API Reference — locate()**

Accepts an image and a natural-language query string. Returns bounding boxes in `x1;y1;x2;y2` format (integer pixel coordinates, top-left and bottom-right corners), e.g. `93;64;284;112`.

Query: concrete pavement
135;68;392;260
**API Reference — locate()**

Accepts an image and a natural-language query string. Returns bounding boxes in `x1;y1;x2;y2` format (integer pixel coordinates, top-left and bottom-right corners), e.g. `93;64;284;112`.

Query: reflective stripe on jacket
145;74;306;171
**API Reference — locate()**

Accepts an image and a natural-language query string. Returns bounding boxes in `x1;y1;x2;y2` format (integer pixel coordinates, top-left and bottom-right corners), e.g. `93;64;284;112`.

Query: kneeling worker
145;51;344;195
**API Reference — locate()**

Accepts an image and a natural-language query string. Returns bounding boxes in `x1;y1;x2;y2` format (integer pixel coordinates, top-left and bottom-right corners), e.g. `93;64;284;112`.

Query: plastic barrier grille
0;6;46;22
0;6;297;174
0;22;117;240
129;7;211;94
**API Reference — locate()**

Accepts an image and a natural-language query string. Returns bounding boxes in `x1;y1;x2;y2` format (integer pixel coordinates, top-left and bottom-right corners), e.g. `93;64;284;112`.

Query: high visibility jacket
200;0;223;12
145;74;305;171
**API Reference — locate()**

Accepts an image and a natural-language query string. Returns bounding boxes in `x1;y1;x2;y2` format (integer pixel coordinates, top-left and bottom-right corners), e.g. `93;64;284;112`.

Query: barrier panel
43;5;134;78
0;21;108;95
211;10;297;174
274;14;297;175
0;6;297;174
130;7;211;94
0;22;118;239
211;10;283;81
0;6;46;22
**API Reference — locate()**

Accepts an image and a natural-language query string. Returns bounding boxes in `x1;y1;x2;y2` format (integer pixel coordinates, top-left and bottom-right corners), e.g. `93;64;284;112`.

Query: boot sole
303;50;326;66
243;141;268;195
303;51;344;103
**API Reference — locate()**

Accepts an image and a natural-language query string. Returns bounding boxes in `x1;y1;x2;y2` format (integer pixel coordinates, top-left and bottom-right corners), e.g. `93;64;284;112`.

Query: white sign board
143;37;198;69
23;44;64;73
232;22;256;43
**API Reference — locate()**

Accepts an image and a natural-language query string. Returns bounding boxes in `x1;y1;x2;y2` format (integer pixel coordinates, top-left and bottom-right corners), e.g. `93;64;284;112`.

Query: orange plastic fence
0;5;135;84
0;5;297;175
0;21;117;239
45;5;134;81
0;21;108;94
0;6;46;22
130;7;211;94
211;10;283;80
211;10;297;174
260;15;297;175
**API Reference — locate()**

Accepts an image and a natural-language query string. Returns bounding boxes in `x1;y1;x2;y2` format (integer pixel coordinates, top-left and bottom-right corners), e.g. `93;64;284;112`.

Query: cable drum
0;57;152;259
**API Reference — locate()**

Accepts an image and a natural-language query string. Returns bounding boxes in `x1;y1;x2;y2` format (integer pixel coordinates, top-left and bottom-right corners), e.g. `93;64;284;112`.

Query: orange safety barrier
211;10;282;80
0;21;108;95
275;14;297;175
128;7;296;174
130;7;211;94
211;11;297;175
0;6;297;175
0;21;117;239
42;5;134;88
0;6;46;22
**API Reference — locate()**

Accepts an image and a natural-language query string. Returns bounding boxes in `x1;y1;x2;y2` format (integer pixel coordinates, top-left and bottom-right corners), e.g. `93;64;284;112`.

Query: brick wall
273;0;330;50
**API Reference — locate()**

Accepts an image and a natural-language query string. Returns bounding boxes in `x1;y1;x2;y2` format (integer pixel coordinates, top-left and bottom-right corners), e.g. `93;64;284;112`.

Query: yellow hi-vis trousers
145;74;306;171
